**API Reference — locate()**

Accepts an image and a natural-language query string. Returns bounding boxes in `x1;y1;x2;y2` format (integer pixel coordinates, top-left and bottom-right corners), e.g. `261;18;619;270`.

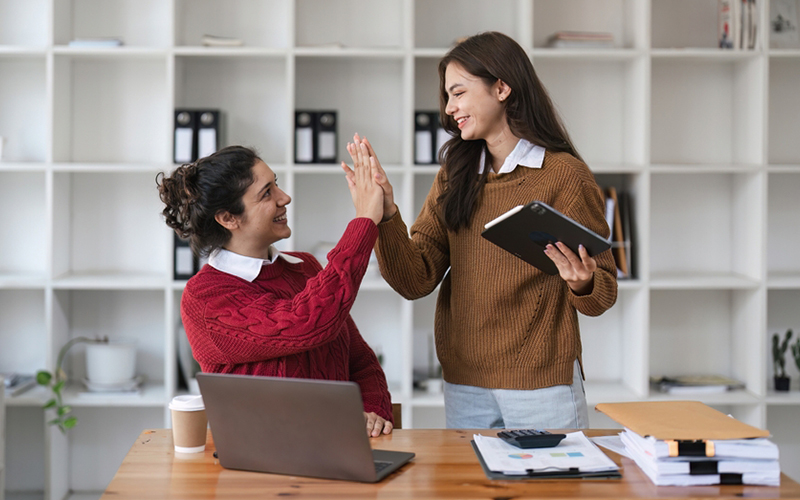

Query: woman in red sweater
157;145;394;436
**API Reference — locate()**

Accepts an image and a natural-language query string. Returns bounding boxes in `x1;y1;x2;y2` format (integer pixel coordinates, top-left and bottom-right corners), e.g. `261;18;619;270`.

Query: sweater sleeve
191;218;379;364
345;316;394;423
562;177;618;317
375;171;451;300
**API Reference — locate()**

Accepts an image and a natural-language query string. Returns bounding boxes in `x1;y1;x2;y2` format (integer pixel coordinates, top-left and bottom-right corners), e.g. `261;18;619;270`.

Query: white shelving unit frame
2;0;800;497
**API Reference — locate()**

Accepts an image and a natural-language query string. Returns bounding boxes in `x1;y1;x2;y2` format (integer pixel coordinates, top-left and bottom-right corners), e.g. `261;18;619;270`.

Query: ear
215;211;239;231
496;80;512;102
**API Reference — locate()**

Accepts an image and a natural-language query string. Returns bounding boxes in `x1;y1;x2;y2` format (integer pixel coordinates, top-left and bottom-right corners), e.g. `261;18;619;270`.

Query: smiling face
221;159;291;258
444;62;509;142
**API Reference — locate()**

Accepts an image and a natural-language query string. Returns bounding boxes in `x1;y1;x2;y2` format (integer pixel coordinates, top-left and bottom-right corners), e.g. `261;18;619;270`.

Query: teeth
457;117;467;124
273;214;286;222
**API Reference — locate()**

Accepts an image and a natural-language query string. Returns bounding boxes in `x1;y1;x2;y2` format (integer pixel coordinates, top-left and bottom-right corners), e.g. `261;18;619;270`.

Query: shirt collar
208;246;303;282
478;138;545;174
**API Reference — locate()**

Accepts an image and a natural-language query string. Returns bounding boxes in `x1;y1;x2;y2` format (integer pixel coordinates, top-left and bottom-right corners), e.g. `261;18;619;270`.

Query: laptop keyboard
374;460;392;474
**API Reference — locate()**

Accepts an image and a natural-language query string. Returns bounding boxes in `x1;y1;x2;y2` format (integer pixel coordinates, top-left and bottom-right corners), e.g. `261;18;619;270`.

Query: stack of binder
596;401;781;486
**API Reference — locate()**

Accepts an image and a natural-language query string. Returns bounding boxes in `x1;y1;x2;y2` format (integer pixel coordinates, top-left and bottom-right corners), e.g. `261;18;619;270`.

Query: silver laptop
196;373;415;482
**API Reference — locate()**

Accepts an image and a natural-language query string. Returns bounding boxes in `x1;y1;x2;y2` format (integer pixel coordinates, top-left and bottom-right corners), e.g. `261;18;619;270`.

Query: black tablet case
481;201;610;275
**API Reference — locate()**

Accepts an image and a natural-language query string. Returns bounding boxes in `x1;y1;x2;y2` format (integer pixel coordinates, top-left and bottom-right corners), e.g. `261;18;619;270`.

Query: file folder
294;111;315;163
197;110;220;160
173;233;198;280
315;111;337;163
435;114;450;163
174;110;196;164
414;111;435;164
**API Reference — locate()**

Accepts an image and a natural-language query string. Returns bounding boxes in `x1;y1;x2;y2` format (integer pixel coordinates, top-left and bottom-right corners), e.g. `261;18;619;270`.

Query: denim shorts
443;359;589;429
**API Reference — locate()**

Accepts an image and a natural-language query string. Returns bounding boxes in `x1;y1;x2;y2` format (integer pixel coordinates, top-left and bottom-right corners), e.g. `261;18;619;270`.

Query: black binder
315;111;337;163
414;111;436;164
294;111;315;163
481;201;610;275
173;233;198;280
196;110;220;160
173;109;197;164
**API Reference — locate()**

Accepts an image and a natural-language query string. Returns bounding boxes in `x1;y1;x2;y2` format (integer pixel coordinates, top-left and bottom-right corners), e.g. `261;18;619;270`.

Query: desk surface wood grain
101;429;800;499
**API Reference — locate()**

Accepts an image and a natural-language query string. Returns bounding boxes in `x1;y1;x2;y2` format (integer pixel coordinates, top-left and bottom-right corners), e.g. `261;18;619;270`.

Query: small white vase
86;340;137;385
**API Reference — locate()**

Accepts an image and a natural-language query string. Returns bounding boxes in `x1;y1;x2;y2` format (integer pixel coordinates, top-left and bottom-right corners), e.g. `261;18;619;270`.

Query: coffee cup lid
169;394;204;411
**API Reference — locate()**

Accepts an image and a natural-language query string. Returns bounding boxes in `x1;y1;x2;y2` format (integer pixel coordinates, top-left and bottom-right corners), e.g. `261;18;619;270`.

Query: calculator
496;429;567;449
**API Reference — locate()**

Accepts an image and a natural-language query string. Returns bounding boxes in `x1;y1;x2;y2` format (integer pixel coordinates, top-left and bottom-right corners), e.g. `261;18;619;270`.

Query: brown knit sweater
376;151;617;390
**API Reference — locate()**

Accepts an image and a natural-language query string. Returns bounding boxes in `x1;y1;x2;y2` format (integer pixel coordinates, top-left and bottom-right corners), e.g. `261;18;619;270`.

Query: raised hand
543;242;597;295
341;133;397;222
342;138;384;225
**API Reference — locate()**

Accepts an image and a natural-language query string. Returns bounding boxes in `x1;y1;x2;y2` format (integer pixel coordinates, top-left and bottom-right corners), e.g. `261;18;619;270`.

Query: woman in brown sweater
342;32;617;429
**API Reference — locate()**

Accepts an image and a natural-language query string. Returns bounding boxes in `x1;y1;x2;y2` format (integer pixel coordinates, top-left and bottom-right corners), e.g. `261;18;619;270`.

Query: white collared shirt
478;138;545;174
208;246;304;282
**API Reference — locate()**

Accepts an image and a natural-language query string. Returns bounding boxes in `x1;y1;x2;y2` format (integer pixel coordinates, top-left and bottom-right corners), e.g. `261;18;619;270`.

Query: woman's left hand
364;411;393;437
544;242;596;296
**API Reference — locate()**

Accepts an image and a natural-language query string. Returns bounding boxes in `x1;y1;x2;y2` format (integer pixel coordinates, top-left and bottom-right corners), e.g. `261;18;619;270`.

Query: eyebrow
447;83;464;93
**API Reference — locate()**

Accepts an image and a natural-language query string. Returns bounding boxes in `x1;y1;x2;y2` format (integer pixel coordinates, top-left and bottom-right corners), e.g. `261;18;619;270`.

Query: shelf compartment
766;407;800;483
176;0;290;49
534;57;648;165
51;289;166;387
594;172;646;280
0;0;49;47
350;291;406;392
0;171;46;277
767;289;800;391
581;287;649;397
175;55;289;165
61;381;166;407
769;57;800;164
533;0;645;50
768;172;800;277
412;294;438;388
0;56;47;161
53;0;171;47
651;57;764;165
649;172;763;281
52;56;169;163
296;0;404;49
649;289;764;397
51;171;168;278
0;289;46;376
295;57;404;165
66;407;165;491
414;0;522;49
652;0;731;50
5;406;46;495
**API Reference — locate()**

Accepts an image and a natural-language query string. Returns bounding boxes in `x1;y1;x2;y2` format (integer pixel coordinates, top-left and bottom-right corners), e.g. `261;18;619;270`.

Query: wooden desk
102;429;800;499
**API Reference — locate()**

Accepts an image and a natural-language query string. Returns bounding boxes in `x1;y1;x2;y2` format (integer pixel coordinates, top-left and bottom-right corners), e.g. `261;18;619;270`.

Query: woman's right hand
342;134;397;222
342;138;384;225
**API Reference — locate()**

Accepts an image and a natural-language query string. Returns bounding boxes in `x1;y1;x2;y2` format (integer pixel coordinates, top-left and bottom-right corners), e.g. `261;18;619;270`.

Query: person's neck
485;128;520;173
223;239;273;261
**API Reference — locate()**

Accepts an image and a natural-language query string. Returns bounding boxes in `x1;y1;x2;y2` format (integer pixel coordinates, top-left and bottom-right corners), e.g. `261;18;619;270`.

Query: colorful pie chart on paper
508;453;533;459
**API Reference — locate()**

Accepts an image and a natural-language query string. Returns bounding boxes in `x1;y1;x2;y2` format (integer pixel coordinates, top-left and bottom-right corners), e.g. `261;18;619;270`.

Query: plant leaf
63;416;78;429
53;380;65;393
57;405;72;416
43;399;57;409
48;418;61;426
37;371;52;385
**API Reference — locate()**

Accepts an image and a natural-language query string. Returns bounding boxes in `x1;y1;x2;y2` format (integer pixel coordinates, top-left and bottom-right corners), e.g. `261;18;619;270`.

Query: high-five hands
342;134;384;225
342;133;397;223
543;242;596;295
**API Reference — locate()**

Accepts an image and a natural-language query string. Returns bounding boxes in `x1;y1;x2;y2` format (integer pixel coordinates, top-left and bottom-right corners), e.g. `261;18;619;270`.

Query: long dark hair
437;31;582;231
156;146;259;257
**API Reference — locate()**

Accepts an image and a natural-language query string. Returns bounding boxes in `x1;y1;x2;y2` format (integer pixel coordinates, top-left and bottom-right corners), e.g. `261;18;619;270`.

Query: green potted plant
772;329;792;392
36;336;108;433
792;334;800;391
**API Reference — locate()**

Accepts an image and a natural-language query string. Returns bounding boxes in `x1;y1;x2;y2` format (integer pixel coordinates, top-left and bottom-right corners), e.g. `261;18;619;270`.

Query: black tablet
481;200;610;275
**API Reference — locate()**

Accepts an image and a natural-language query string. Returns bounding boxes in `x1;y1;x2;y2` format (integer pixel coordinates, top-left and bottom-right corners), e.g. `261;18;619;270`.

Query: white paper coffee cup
169;395;207;453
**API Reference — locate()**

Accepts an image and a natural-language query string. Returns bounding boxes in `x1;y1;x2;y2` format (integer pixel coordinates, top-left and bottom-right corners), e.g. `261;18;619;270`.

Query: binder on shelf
173;233;198;280
294;111;315;163
197;110;220;160
415;111;435;164
435;114;451;163
315;111;337;163
606;187;629;278
174;109;197;164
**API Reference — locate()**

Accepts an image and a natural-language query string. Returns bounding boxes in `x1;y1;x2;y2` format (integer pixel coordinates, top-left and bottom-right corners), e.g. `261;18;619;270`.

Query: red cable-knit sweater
180;218;393;423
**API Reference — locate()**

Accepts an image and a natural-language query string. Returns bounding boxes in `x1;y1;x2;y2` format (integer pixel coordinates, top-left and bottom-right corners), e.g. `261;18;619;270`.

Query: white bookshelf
1;0;800;497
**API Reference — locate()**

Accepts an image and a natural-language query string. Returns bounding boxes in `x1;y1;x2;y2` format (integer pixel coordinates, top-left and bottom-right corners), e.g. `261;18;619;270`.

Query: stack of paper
620;428;780;486
596;401;781;487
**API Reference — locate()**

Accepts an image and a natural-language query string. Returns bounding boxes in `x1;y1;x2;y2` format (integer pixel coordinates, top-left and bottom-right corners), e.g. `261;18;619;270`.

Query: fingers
364;412;388;437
